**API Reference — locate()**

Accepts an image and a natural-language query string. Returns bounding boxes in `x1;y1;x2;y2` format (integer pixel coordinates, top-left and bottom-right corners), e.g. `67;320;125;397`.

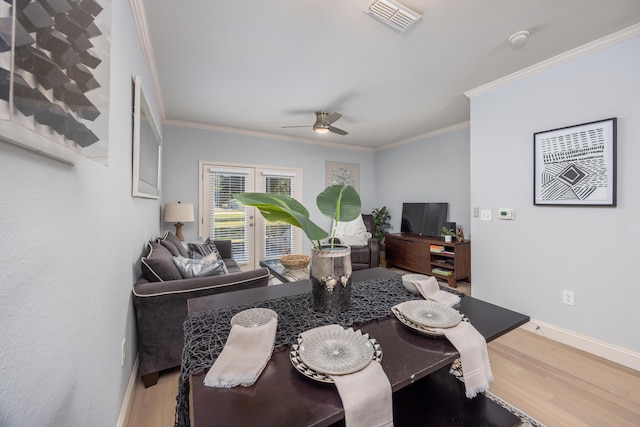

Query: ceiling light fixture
314;127;330;134
508;30;530;49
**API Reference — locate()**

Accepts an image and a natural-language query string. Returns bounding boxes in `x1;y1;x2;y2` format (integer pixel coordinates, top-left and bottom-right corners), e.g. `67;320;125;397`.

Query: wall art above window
533;117;617;206
0;0;111;165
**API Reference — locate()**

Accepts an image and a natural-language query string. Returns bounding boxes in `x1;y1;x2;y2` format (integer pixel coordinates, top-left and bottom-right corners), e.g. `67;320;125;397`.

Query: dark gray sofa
132;238;270;387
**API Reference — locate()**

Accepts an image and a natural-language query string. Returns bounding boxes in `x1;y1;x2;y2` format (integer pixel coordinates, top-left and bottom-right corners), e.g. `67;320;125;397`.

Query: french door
199;162;303;269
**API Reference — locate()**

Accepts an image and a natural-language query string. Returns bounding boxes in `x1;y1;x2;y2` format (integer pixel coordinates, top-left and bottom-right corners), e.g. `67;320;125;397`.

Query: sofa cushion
141;242;183;282
172;256;228;279
187;239;221;260
160;231;189;257
160;239;182;257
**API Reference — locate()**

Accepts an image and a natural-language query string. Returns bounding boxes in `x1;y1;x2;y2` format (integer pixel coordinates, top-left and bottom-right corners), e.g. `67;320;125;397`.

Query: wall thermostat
498;208;514;220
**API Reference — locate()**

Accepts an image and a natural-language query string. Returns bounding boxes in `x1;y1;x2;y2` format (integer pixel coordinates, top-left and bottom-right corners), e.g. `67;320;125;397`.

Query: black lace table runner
175;275;463;426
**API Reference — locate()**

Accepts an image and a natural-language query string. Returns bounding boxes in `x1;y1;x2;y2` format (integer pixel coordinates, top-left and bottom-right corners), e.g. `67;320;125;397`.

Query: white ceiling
139;0;640;149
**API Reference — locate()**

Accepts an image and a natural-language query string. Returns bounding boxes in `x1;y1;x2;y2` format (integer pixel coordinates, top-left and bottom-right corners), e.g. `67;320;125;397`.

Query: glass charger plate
297;327;374;375
396;300;462;328
230;308;277;328
392;306;469;337
290;335;382;383
392;306;445;336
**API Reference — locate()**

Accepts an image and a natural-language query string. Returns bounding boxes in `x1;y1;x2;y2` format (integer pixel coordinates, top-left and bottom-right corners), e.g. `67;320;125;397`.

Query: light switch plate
480;210;492;221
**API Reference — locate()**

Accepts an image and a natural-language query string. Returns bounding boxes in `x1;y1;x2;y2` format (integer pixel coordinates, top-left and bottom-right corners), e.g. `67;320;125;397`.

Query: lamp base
174;223;185;241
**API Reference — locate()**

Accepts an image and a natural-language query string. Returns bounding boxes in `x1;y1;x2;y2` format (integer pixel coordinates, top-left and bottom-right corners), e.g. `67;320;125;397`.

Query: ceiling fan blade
325;112;342;125
281;125;312;129
329;126;348;135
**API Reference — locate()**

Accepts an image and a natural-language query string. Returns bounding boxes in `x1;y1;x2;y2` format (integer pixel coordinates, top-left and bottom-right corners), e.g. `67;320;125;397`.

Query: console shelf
385;233;470;288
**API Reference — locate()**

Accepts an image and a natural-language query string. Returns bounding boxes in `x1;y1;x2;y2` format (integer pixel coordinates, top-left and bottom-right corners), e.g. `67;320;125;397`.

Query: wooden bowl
280;254;310;269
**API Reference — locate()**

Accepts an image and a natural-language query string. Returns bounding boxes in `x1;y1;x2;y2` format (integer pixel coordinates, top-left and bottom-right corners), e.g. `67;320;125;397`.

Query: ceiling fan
282;111;348;135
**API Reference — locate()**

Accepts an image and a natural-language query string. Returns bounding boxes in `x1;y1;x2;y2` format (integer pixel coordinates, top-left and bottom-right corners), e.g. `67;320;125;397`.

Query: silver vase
310;245;352;313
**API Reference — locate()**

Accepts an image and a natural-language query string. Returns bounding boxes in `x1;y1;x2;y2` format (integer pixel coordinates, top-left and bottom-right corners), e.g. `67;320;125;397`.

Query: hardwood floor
126;275;640;427
489;328;640;426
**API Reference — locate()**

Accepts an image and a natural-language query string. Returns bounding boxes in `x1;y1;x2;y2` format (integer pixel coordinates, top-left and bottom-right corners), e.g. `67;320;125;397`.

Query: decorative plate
297;327;374;375
290;335;382;383
397;300;462;329
230;308;277;328
392;306;445;336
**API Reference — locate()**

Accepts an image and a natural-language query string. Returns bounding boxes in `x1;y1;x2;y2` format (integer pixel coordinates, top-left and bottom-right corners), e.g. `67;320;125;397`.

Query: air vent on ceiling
364;0;422;32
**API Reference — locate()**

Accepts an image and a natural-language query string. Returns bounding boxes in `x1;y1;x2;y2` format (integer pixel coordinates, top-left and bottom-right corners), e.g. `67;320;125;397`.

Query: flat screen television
400;202;449;237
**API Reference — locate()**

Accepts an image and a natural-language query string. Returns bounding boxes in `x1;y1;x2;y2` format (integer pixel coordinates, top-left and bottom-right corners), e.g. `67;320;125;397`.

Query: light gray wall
161;125;376;253
0;2;161;426
469;36;640;352
374;126;471;238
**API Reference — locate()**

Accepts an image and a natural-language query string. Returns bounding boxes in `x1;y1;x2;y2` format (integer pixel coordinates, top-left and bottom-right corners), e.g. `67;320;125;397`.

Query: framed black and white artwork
533;118;617;206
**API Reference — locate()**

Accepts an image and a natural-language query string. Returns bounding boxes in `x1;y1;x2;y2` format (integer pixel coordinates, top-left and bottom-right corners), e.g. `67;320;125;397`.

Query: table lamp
163;201;194;241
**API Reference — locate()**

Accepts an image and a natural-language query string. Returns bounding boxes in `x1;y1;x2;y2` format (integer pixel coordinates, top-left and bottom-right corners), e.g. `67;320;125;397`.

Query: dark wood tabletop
187;268;529;427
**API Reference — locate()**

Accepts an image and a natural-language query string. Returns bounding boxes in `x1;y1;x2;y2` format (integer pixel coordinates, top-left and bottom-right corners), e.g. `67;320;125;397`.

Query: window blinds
261;171;296;259
209;168;249;263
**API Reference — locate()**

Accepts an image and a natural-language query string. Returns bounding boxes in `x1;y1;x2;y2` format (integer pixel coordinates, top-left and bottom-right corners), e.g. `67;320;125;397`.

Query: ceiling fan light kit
364;0;422;32
283;111;349;136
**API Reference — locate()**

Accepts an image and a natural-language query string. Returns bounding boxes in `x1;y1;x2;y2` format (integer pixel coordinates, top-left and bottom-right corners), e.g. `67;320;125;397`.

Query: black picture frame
533;117;617;206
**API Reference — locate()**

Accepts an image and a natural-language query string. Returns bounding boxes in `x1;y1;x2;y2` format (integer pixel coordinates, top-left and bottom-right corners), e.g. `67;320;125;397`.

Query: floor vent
364;0;422;32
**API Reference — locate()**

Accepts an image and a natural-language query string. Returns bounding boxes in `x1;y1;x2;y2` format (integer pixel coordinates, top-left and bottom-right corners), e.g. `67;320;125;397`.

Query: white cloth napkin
332;362;393;427
203;316;277;388
441;321;493;398
301;325;393;427
410;275;461;307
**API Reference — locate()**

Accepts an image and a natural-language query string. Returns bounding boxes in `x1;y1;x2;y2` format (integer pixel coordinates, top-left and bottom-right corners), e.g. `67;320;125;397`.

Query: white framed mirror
132;75;162;199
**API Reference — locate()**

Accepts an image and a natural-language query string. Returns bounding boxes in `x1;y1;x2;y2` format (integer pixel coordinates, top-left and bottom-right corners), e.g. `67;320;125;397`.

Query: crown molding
377;121;470;151
129;0;165;120
165;119;375;152
465;23;640;99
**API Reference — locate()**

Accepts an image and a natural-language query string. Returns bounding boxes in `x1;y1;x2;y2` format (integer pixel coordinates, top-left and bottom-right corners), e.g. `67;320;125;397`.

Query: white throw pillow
334;215;371;246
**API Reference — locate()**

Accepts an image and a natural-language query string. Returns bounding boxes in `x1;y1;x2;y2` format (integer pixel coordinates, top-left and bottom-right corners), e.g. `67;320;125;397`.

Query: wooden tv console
385;233;470;288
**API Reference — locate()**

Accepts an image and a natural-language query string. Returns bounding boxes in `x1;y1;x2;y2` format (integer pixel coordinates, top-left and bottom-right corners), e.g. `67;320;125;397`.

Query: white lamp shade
164;202;194;223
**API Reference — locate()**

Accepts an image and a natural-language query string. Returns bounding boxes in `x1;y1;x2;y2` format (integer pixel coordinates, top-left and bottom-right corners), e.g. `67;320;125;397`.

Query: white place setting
393;290;494;399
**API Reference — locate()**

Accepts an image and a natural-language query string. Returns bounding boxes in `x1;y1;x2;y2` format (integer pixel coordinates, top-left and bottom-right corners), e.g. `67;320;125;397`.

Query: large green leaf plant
234;184;361;250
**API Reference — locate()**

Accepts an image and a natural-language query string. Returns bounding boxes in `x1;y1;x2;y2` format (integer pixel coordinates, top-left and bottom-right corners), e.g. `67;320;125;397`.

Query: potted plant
371;206;391;243
441;226;456;243
234;185;361;313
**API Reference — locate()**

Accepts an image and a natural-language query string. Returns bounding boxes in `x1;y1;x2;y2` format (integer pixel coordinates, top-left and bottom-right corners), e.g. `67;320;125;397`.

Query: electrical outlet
562;290;575;306
121;338;126;367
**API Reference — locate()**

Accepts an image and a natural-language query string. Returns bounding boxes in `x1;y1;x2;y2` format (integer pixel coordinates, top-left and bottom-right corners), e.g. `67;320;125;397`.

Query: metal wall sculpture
0;0;111;165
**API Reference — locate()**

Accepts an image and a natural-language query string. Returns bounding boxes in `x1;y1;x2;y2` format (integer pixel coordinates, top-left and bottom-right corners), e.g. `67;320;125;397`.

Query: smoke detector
508;30;530;49
364;0;422;32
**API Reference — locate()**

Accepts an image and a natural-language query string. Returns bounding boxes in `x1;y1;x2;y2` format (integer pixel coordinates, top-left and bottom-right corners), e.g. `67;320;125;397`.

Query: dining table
180;267;529;427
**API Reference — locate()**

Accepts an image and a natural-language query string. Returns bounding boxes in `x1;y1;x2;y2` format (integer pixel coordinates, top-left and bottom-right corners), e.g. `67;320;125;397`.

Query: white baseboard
520;319;640;371
116;356;139;427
